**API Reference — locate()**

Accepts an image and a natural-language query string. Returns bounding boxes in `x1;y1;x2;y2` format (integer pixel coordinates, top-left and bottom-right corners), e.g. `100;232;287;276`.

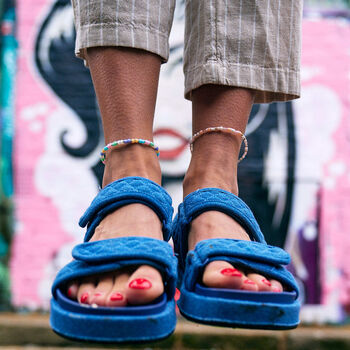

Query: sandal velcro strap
194;239;290;266
172;188;266;269
73;237;176;269
79;177;173;242
183;239;298;296
179;188;265;243
52;237;177;299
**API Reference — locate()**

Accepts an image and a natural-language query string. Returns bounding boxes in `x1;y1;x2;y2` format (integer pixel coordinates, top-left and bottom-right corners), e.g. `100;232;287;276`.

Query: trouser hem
184;61;300;103
75;23;170;64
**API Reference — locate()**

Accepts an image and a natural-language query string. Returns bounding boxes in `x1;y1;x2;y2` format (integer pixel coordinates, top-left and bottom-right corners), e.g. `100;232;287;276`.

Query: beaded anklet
100;138;160;164
189;126;248;163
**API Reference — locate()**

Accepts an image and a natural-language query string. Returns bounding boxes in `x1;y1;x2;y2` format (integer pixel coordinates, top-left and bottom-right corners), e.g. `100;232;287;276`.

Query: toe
247;273;272;291
90;274;114;306
77;279;96;304
270;279;283;292
126;265;164;305
106;272;129;307
202;261;245;289
240;276;259;291
67;283;78;299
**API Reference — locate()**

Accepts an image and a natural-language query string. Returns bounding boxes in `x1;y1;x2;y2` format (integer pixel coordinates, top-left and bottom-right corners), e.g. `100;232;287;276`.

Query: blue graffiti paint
0;1;17;309
1;6;17;198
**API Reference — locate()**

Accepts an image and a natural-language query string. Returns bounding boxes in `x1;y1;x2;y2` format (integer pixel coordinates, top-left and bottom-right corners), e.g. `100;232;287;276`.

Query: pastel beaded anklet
100;138;160;164
189;126;248;162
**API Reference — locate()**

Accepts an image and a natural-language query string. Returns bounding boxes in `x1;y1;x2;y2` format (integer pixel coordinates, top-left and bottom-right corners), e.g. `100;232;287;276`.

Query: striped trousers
71;0;303;103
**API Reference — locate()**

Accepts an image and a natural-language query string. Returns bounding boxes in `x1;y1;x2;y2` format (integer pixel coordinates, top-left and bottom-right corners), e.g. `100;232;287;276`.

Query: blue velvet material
51;297;177;342
50;177;177;342
172;188;266;269
79;177;173;242
52;237;177;299
172;188;300;329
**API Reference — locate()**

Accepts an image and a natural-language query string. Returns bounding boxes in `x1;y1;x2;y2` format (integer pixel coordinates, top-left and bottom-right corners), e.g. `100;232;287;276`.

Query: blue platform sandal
172;188;300;330
50;177;178;343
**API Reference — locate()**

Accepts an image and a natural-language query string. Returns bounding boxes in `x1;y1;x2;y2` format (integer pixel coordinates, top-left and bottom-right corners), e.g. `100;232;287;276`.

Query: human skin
67;47;283;307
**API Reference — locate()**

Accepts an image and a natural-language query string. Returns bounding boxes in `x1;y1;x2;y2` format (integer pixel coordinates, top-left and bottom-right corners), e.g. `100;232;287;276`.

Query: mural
7;0;350;324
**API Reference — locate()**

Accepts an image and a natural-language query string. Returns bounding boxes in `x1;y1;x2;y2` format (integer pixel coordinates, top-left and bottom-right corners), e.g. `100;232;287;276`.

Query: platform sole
178;288;300;330
50;298;177;343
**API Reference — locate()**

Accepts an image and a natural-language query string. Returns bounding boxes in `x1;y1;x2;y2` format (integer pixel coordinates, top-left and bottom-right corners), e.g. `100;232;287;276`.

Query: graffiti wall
6;0;350;323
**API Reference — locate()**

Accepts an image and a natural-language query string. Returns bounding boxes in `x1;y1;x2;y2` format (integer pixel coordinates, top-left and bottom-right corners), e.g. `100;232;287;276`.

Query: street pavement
1;313;350;349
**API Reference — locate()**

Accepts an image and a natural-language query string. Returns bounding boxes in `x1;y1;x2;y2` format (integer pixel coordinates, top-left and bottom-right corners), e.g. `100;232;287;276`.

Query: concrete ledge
1;313;350;349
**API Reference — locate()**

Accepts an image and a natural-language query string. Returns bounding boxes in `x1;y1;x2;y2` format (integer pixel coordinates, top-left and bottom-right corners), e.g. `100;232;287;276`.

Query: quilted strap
194;239;290;265
52;237;177;299
172;188;266;268
183;239;298;297
79;177;173;242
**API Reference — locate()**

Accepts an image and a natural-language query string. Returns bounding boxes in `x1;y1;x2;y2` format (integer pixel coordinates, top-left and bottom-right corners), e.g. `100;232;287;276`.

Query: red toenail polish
94;293;102;297
273;287;282;292
129;278;152;289
262;279;272;286
81;293;89;304
244;279;256;285
110;292;124;301
220;268;242;277
67;288;72;297
174;288;181;302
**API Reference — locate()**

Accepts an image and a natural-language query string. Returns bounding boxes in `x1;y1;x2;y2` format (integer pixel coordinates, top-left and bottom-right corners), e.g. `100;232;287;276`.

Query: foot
183;171;283;293
67;203;165;306
67;146;166;307
188;210;283;292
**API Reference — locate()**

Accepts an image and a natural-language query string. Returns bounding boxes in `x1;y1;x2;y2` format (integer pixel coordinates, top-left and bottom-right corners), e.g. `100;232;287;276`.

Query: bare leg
184;85;283;292
68;47;165;306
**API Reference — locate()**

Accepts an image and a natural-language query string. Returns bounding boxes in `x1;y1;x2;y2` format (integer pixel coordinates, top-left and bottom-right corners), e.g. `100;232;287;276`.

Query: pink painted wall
302;19;350;309
12;0;72;308
291;19;350;321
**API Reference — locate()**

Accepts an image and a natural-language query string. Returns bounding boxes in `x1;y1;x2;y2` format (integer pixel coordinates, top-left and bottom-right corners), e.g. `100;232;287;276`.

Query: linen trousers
71;0;303;103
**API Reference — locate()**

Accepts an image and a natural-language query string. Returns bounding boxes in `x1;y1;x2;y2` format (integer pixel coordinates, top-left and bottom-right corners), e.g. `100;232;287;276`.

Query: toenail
262;279;272;286
110;292;124;301
174;288;181;302
243;279;256;285
81;293;89;304
272;287;282;292
220;268;242;277
94;292;103;297
67;287;73;297
129;278;152;289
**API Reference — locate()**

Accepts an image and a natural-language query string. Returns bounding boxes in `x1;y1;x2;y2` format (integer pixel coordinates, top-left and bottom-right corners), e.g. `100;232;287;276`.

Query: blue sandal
172;188;300;330
50;177;177;343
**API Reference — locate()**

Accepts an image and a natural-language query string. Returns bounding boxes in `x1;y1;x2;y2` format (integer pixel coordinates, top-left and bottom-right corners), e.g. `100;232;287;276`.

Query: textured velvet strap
52;237;177;299
180;188;265;242
79;177;173;242
194;239;290;266
172;188;266;269
183;239;298;296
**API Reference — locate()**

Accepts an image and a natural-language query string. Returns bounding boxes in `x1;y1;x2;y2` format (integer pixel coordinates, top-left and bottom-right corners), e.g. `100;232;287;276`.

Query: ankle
183;165;238;197
102;144;161;187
